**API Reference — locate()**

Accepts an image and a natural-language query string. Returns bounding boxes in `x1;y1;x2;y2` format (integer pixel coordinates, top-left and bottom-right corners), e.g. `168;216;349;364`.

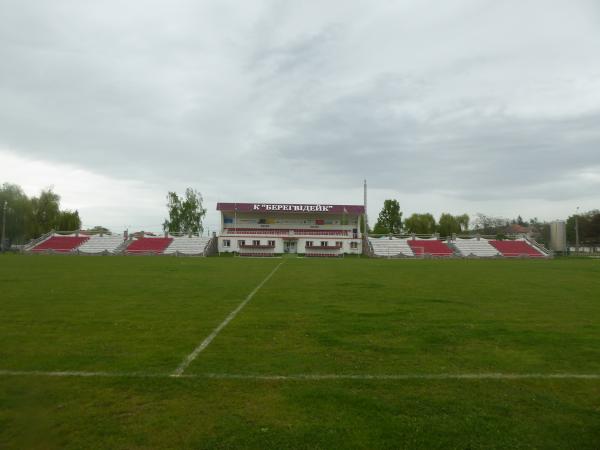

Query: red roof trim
216;202;365;214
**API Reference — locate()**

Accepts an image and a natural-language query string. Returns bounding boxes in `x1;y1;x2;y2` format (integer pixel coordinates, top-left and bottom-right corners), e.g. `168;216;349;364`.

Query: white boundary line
197;373;600;380
0;370;161;378
1;370;600;380
171;261;285;377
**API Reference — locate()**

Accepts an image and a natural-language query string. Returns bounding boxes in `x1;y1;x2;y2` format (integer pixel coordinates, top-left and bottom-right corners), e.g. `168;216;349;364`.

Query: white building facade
217;202;365;256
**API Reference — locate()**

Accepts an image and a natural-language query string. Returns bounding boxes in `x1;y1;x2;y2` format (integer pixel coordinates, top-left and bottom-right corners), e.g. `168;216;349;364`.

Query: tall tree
56;210;82;231
30;189;61;237
438;213;460;237
456;214;470;232
0;183;33;245
373;199;402;234
163;188;207;234
404;213;436;234
0;183;84;244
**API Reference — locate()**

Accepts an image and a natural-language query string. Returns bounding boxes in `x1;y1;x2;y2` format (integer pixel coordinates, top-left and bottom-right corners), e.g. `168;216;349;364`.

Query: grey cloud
0;0;599;227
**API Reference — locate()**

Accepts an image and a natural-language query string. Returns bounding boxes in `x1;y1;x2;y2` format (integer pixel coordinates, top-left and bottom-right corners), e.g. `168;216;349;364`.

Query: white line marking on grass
0;370;165;378
197;373;600;380
171;261;285;377
1;370;600;380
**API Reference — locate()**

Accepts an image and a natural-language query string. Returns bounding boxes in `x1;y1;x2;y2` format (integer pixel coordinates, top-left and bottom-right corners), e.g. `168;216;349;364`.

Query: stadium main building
216;202;365;256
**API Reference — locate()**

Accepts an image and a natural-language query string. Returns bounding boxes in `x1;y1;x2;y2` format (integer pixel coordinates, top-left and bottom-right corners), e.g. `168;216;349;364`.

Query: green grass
1;255;600;449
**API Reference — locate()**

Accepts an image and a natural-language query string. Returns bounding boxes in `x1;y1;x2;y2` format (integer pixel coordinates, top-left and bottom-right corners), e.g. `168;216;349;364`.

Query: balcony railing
305;244;342;250
239;243;275;249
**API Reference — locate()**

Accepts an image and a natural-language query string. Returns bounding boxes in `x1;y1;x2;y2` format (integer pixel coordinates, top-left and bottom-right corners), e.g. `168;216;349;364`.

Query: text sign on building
252;204;334;212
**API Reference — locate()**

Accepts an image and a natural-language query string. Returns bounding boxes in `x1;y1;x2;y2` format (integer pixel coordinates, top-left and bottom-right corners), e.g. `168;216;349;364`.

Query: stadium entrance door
283;240;297;254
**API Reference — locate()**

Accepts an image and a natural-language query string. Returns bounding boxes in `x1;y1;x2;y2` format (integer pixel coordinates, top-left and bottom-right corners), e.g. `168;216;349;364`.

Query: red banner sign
216;203;365;214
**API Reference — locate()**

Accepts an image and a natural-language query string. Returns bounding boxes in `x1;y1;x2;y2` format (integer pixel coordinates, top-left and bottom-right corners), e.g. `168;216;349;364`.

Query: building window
336;241;343;248
268;240;275;247
321;241;327;247
253;240;261;246
350;242;358;249
223;239;231;247
306;241;313;247
238;240;245;248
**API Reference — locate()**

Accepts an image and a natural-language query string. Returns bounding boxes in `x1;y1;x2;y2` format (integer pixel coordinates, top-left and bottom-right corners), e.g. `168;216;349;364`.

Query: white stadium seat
369;237;414;257
77;235;125;254
452;238;500;257
163;236;211;255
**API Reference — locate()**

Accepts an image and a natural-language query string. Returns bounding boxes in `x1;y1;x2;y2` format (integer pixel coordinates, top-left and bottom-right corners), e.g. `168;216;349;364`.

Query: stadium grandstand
216;202;365;256
20;199;550;259
25;232;214;256
368;236;549;258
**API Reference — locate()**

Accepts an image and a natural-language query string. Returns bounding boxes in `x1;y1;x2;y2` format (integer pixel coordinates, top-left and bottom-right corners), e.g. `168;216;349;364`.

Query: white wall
297;238;362;255
218;236;283;254
218;236;362;254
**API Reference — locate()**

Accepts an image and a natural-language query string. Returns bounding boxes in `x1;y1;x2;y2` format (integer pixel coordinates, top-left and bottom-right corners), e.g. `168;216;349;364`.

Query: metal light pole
1;201;7;252
575;206;580;256
363;179;368;234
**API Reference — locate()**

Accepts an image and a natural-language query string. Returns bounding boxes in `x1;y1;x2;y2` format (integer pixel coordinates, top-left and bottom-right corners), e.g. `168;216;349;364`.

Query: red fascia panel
217;202;365;215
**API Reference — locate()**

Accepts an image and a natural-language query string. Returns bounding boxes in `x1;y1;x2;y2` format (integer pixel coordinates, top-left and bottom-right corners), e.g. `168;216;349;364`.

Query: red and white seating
408;239;454;257
489;239;546;257
30;235;89;253
125;237;173;254
77;235;124;254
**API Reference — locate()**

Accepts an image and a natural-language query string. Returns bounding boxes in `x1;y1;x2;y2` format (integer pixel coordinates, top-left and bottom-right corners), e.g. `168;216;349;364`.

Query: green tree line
0;183;81;245
370;199;583;245
372;199;470;237
566;210;600;245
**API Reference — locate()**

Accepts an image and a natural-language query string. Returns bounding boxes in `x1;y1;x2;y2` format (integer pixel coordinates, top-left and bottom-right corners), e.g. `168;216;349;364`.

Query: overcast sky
1;0;599;233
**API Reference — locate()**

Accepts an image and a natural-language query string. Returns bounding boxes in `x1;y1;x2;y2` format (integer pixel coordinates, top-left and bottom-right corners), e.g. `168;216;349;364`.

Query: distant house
506;224;531;235
130;231;157;239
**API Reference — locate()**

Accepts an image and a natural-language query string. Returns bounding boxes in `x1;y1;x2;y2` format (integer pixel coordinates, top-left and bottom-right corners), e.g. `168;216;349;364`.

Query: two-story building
216;202;365;256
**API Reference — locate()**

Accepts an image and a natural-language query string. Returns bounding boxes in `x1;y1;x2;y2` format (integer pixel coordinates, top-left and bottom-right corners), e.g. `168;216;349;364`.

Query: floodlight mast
363;179;368;236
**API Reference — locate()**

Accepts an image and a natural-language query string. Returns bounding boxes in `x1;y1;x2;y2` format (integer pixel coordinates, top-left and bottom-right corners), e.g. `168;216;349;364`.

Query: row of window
222;239;276;247
222;239;359;249
306;241;342;247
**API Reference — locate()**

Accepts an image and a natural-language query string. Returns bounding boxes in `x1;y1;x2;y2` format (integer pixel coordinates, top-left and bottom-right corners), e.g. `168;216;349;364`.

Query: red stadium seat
489;240;545;257
125;237;173;254
407;240;454;257
31;235;89;253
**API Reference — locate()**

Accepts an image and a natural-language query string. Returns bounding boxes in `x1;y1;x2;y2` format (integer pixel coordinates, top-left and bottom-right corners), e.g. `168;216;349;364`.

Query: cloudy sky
1;0;599;232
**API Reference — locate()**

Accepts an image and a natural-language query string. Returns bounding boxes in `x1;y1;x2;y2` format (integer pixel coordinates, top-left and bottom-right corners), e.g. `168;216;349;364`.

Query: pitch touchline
1;370;600;380
171;261;285;377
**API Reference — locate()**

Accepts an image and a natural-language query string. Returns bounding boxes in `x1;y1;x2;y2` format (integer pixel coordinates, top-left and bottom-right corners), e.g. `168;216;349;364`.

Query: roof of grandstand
216;202;365;214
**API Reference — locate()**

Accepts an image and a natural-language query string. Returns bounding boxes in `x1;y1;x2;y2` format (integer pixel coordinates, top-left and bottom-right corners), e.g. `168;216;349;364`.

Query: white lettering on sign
252;204;334;212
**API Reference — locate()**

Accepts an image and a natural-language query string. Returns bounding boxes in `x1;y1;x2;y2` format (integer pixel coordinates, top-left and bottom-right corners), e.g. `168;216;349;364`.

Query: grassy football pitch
1;255;600;449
